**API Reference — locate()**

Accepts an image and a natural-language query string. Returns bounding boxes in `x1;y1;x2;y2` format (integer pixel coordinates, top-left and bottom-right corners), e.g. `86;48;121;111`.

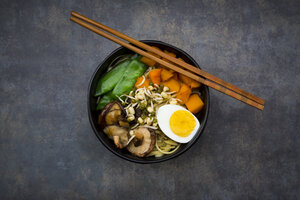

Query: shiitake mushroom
99;101;130;149
103;125;129;149
99;101;155;157
98;101;129;128
127;127;155;157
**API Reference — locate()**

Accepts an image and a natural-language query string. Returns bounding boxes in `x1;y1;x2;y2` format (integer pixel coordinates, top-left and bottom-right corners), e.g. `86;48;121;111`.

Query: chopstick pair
70;11;265;110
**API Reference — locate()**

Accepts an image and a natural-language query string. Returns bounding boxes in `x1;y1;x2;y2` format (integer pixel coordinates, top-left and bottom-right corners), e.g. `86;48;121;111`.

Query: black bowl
88;40;210;164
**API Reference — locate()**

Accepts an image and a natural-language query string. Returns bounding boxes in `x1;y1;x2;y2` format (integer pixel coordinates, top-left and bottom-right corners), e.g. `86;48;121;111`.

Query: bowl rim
87;40;210;164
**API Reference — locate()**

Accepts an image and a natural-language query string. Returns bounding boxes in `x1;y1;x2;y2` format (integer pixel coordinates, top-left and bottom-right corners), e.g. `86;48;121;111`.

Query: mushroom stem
113;136;121;148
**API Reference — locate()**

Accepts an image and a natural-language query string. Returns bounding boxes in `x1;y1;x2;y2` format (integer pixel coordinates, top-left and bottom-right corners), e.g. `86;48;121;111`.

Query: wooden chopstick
70;15;264;110
71;11;265;106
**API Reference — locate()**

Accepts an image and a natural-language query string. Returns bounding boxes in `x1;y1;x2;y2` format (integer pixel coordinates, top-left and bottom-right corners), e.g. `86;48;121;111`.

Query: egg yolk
169;110;196;137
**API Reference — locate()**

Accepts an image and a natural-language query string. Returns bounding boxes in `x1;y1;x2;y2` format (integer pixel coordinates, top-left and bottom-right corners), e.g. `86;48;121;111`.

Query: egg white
156;105;200;143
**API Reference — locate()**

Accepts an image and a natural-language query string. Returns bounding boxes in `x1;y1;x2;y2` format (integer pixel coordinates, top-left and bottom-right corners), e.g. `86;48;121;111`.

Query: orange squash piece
164;50;176;58
176;83;192;104
185;94;204;113
148;49;161;59
140;56;156;67
190;80;201;88
156;58;171;68
135;76;150;88
161;69;174;81
173;72;179;80
156;49;176;67
165;65;175;73
162;78;181;92
151;46;162;55
140;46;162;66
179;73;193;86
148;69;162;85
177;57;201;88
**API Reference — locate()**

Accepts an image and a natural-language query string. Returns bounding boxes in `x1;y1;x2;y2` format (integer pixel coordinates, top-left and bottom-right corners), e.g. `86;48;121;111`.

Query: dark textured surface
0;0;299;199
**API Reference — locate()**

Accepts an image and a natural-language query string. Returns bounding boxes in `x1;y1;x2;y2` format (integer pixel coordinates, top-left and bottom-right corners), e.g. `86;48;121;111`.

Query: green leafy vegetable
96;92;115;110
111;59;147;97
96;59;147;110
95;59;131;96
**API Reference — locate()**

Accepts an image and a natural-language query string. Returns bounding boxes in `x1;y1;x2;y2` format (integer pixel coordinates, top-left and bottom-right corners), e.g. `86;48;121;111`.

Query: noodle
155;137;181;155
154;134;180;155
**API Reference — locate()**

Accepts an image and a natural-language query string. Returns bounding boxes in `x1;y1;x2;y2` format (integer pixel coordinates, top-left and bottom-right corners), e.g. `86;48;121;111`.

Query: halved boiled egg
156;105;200;143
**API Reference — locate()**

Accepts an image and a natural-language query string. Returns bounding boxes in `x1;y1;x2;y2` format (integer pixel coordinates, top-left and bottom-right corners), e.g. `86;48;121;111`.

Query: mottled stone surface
0;0;299;199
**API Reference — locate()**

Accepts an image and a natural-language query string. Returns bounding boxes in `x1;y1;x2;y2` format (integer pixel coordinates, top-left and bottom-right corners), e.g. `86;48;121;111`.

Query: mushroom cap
127;127;155;157
98;101;128;128
103;125;129;149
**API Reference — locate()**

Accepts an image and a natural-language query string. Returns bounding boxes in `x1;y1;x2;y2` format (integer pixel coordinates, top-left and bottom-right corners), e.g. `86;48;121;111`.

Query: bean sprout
116;95;124;103
135;88;144;94
131;123;139;129
166;91;176;94
136;75;145;87
126;135;136;145
140;125;158;130
123;94;135;99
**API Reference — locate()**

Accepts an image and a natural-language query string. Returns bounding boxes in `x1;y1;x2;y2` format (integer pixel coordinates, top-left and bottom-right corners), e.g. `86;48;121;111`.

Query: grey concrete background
0;0;299;199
